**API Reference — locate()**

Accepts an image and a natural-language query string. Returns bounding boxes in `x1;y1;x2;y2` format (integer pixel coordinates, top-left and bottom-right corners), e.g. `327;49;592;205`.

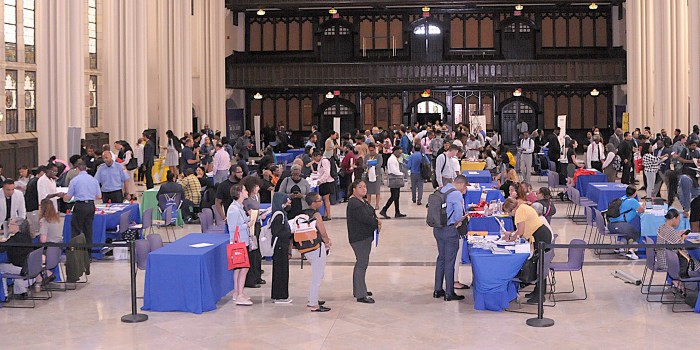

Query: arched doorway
410;19;443;62
407;97;446;126
500;18;535;59
499;97;537;145
318;19;354;62
316;97;358;137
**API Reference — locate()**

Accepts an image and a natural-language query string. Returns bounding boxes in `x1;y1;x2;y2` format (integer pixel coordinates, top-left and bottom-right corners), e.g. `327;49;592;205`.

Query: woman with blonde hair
38;198;62;243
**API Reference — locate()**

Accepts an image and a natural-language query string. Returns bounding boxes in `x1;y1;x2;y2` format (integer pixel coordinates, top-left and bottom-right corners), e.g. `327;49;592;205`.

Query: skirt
319;182;336;196
566;163;575;178
366;178;381;195
165;149;179;167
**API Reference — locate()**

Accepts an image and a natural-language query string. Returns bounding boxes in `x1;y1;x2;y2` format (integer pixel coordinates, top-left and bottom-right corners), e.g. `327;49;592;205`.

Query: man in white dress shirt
37;163;60;211
519;131;535;184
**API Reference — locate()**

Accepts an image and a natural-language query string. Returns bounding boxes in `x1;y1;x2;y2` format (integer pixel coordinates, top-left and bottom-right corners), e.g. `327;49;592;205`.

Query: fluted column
689;0;700;130
626;0;642;129
653;0;671;131
673;0;689;133
36;0;85;161
201;0;226;131
104;0;149;144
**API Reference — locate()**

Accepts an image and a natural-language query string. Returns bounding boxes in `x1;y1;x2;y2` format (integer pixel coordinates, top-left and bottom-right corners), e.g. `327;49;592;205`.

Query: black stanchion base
526;317;555;327
121;313;148;323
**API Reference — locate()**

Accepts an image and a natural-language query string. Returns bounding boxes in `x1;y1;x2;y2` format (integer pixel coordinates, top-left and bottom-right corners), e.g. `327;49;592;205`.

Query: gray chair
549;239;588;303
128;208;153;237
152;204;175;242
42;246;74;292
640;237;667;302
4;248;50;308
200;208;225;233
547;170;566;197
592;208;624;257
583;206;595;243
660;250;700;312
147;233;164;251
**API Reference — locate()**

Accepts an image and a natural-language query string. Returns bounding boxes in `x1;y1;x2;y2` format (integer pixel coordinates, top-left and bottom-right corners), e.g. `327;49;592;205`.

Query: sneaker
273;298;293;304
625;251;639;260
236;298;253;306
614;248;626;254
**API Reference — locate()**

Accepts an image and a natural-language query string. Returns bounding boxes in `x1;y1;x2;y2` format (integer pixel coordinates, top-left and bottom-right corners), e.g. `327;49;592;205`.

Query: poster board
254;115;261;155
470;115;486;134
557;115;567;161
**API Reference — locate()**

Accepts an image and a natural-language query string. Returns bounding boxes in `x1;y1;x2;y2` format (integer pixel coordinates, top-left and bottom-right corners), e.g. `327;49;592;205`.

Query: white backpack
289;213;321;254
259;212;283;257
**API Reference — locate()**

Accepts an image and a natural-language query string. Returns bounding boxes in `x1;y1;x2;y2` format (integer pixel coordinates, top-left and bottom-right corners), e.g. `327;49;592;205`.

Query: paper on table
189;243;214;248
467;171;480;174
591;184;608;187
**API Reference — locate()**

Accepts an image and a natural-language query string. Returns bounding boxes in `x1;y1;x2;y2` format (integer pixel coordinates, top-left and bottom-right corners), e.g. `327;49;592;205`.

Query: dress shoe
379;211;390;219
395;213;407;218
357;296;375;304
318;300;326;306
524;291;535;298
309;305;331;312
433;290;446;298
526;297;540;305
417;201;422;206
257;279;267;285
366;291;373;296
246;284;261;288
444;293;464;301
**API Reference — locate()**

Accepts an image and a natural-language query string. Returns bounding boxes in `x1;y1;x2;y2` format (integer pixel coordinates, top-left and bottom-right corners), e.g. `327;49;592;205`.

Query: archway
407;97;446;126
498;96;538;145
318;19;354;62
410;19;443;62
500;18;536;59
315;97;358;137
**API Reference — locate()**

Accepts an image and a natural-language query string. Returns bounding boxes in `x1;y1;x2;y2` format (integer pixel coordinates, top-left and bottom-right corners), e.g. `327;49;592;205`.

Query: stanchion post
121;240;148;323
526;241;554;327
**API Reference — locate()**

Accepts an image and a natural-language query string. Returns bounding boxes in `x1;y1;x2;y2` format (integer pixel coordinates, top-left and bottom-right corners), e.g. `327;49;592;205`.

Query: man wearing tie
62;160;101;243
586;135;605;171
519;131;534;184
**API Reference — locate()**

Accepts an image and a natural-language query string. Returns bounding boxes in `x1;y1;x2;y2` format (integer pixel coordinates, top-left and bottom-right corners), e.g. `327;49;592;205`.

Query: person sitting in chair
157;171;196;224
607;185;646;260
0;218;38;297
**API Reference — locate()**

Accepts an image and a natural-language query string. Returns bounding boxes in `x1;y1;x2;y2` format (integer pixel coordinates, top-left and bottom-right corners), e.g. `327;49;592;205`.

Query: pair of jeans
433;226;459;295
350;237;372;298
382;188;401;215
410;172;424;203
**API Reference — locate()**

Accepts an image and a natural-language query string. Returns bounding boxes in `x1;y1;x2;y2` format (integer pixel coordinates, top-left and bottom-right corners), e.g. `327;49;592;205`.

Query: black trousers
143;163;154;189
591;161;603;172
271;242;290;300
351;237;373;298
137;166;145;182
382;187;401;215
102;190;124;204
72;201;95;244
245;222;263;287
621;161;634;184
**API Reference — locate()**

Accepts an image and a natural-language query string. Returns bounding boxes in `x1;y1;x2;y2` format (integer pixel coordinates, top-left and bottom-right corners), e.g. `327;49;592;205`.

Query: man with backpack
429;175;469;301
435;144;460;188
607;185;646;260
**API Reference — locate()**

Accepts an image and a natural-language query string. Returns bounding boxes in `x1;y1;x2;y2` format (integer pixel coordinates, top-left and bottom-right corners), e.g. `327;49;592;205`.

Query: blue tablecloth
575;171;608;197
62;203;141;258
468;216;514;232
288;149;305;158
274;153;294;164
464;188;505;206
461;170;493;184
637;207;690;237
142;233;234;314
470;247;529;311
586;182;629;211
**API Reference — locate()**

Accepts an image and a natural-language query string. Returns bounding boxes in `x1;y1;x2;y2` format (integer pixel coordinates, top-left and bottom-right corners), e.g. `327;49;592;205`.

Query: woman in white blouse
313;151;335;221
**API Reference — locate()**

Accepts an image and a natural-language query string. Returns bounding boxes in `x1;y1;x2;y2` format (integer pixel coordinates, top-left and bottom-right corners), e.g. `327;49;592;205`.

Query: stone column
193;0;226;132
689;0;700;131
36;0;85;161
104;0;149;144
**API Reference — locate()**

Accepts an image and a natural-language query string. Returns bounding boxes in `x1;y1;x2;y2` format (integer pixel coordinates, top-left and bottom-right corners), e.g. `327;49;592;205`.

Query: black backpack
426;188;457;228
431;153;448;189
606;197;632;221
327;157;338;180
420;155;432;181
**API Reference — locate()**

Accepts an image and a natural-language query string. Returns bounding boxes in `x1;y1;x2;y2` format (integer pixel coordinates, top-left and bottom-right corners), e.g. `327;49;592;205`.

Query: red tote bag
227;226;250;270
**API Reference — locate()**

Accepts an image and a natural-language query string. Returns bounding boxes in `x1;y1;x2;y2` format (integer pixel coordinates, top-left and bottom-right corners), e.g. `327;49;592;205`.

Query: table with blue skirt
468;216;514;232
142;233;233;314
464;187;505;206
62;203;141;258
686;247;700;313
288;148;305;158
274;153;294;164
461;170;493;184
470;246;529;311
586;182;629;211
575;170;608;197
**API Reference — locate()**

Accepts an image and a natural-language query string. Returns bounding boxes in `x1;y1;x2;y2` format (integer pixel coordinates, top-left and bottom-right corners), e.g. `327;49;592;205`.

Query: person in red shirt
340;143;356;202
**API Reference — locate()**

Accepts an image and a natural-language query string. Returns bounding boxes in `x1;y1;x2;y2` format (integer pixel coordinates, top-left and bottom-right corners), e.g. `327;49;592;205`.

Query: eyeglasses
313;200;322;203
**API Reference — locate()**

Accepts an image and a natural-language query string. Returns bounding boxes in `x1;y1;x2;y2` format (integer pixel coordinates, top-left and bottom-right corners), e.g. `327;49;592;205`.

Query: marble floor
2;175;700;350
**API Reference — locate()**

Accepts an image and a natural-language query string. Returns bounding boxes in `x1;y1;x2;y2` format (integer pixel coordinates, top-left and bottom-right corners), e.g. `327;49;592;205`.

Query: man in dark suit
547;128;562;179
618;132;634;185
142;131;156;189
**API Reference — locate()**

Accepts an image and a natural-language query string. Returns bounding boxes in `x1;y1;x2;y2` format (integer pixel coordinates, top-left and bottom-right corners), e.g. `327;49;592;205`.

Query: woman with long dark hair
164;130;182;177
666;169;700;232
116;140;137;201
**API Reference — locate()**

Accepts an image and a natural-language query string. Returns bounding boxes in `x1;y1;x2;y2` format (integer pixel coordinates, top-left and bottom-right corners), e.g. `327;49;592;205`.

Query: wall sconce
328;7;337;15
325;92;334;99
421;89;431;98
513;88;522;97
590;89;600;96
253;92;263;100
257;8;266;16
589;3;598;10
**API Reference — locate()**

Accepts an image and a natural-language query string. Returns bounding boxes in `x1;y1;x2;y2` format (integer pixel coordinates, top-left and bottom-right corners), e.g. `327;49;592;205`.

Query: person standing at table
37;163;61;211
142;131;156;189
665;170;700;232
601;143;619;182
347;180;380;304
227;184;253;306
94;151;129;204
270;193;292;304
607;186;646;260
586;135;605;171
62;160;100;243
435;144;460;188
502;198;552;303
519;131;534;184
433;175;468;301
379;147;406;220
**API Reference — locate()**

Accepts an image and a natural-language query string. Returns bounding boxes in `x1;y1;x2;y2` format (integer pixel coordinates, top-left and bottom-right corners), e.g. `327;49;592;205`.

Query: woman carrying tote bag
380;147;406;219
227;184;254;306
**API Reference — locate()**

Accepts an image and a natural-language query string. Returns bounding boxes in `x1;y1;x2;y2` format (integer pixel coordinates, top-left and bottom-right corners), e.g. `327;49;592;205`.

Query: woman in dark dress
346;180;381;304
270;193;292;303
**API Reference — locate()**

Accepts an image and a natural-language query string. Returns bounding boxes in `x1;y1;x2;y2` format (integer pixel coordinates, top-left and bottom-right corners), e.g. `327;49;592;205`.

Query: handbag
387;174;404;188
226;226;250;270
517;253;538;283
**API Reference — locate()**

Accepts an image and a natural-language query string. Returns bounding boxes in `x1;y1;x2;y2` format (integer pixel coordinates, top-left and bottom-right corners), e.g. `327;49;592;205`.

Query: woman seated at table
666;169;700;232
502;198;552;304
0;218;38;297
601;143;619;182
482;150;497;175
655;208;700;279
38;198;62;243
195;166;210;189
535;187;556;223
496;164;519;196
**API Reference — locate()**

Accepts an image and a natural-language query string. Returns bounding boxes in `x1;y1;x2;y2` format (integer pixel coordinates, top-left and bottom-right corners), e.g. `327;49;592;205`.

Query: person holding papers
346;180;380;304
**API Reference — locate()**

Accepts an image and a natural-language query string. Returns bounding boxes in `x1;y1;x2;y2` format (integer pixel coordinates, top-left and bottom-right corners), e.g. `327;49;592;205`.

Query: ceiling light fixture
515;4;524;11
253;92;263;100
328;7;337;15
513;88;522;97
256;8;265;16
421;89;431;98
325;91;334;99
589;2;598;10
590;89;600;96
422;6;430;13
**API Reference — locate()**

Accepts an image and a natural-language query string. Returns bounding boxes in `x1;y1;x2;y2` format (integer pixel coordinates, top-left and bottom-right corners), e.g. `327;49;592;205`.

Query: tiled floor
3;176;700;349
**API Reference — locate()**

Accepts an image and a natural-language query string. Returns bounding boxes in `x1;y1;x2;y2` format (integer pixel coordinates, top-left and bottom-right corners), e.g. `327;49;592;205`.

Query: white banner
254;115;261;154
470;115;486;134
557;115;567;161
334;117;341;134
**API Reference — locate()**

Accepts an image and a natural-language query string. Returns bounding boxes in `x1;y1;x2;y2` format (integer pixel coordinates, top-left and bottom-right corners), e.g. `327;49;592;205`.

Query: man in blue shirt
400;127;411;155
407;144;426;205
94;151;129;204
433;175;468;301
608;185;646;260
61;160;101;243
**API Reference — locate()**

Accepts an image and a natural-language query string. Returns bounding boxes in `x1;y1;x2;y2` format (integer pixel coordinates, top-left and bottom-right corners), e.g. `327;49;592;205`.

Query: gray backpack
426;188;457;228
